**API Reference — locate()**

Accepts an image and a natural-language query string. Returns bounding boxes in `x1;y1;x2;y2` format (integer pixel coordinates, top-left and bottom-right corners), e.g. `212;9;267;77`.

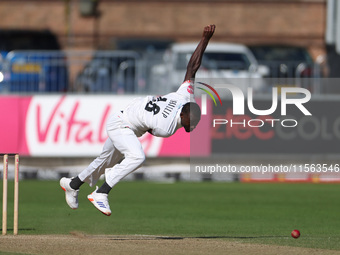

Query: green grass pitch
2;180;340;250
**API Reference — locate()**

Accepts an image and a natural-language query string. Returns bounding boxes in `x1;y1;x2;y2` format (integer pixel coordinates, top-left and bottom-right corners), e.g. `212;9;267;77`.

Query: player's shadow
104;235;287;241
156;236;286;240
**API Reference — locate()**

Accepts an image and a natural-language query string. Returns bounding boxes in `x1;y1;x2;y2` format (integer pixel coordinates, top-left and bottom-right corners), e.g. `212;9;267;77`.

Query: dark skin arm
183;24;216;82
148;25;215;136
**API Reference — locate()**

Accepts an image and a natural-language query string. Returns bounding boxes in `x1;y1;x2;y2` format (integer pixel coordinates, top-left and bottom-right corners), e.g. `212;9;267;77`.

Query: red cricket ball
291;229;300;239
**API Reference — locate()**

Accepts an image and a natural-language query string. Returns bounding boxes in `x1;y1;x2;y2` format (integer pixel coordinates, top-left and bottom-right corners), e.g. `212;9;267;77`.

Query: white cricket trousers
78;111;145;188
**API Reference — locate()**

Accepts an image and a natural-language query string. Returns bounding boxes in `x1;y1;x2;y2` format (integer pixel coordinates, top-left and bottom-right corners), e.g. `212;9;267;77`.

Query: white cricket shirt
122;80;194;137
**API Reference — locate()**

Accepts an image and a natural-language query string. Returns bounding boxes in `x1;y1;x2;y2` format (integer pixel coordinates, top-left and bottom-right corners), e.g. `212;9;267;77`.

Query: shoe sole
88;195;111;216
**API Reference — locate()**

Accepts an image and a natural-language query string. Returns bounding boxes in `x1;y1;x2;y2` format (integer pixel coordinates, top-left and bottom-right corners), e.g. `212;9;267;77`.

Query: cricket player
60;24;216;216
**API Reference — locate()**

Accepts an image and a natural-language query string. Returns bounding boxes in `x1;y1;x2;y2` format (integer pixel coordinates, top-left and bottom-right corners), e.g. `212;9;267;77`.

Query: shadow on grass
158;236;287;240
0;228;36;232
102;235;287;240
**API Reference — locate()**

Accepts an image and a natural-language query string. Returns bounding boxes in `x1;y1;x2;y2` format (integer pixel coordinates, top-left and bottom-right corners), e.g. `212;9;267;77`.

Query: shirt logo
187;85;194;94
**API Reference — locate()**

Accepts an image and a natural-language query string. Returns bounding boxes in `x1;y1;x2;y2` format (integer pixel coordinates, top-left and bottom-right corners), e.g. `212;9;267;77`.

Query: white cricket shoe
87;187;111;216
60;177;79;209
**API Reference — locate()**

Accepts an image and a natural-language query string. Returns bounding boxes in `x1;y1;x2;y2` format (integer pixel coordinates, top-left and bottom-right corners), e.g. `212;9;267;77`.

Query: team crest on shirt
187;85;194;94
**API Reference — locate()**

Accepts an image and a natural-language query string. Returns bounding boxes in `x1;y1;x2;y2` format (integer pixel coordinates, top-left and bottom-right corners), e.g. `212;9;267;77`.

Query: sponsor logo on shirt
187;85;194;94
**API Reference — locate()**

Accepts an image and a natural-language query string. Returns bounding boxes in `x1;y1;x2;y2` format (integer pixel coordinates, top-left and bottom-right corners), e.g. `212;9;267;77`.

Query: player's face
181;113;200;132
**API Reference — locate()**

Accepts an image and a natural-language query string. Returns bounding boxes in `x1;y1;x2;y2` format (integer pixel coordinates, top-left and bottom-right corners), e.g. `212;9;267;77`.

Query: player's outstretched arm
183;24;215;82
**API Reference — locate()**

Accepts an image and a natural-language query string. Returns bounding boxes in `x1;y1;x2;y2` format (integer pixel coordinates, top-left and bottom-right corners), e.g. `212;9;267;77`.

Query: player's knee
135;153;146;164
128;152;145;165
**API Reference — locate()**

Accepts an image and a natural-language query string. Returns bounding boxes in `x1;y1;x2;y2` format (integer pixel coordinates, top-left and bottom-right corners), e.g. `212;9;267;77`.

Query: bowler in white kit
60;24;216;216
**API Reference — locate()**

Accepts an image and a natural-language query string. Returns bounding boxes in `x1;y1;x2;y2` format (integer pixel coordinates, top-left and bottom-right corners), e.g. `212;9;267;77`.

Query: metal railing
0;50;144;94
0;50;332;95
